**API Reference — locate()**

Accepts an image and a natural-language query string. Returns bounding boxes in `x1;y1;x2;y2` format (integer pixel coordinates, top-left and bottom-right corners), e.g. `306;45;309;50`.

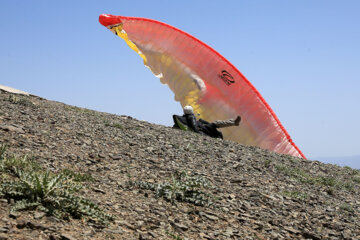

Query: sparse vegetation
264;159;271;168
343;166;358;175
339;203;354;213
352;175;360;184
130;170;215;207
165;230;184;240
0;144;7;159
340;166;360;184
8;95;34;107
0;145;114;225
275;164;354;191
112;123;123;129
67;105;93;115
282;190;308;201
61;169;94;182
0;145;40;173
104;120;123;130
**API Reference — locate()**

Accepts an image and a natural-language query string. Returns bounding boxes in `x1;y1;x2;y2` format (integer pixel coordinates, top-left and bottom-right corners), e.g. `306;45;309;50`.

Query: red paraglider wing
99;14;306;159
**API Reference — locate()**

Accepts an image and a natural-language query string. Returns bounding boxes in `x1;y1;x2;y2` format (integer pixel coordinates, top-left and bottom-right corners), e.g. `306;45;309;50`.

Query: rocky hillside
0;89;359;240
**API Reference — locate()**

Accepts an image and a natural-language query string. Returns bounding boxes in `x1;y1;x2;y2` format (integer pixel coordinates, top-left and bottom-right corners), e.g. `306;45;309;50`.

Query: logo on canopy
219;70;235;86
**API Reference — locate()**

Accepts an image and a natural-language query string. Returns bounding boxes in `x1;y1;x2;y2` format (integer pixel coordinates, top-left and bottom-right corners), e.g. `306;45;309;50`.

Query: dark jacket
184;113;200;132
173;113;201;132
173;114;223;139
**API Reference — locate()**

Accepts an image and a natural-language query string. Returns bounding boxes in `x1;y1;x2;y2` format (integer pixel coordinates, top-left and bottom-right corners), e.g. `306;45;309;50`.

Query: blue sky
1;1;359;168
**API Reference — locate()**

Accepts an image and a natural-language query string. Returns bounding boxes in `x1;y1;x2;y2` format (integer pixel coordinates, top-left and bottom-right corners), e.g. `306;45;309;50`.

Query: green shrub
8;95;34;107
61;169;94;182
0;154;40;174
282;190;308;201
165;230;184;240
275;164;353;191
0;144;7;160
340;203;354;213
1;168;113;224
0;147;113;225
131;171;215;207
352;175;360;184
104;121;123;129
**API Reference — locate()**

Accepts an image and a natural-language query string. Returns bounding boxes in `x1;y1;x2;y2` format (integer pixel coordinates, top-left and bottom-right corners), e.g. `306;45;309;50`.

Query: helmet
183;105;194;114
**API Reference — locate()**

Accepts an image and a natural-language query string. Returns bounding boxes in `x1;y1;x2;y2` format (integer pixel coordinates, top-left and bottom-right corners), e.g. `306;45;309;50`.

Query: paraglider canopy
99;14;306;159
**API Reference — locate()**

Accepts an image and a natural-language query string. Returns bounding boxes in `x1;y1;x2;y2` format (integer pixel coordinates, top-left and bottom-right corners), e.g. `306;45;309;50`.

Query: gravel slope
0;89;359;240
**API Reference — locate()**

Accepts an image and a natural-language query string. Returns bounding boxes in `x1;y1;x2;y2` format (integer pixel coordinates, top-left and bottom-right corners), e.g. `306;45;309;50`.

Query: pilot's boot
213;116;241;128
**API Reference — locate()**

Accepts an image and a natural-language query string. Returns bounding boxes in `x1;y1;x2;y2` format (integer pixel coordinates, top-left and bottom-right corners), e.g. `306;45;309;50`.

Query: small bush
352;175;360;184
165;230;183;240
1;168;113;224
264;159;271;168
0;154;40;174
0;144;40;173
8;95;34;107
67;106;93;115
0;147;113;225
340;203;354;213
282;190;308;201
104;121;123;130
130;171;215;207
61;169;94;182
0;144;7;159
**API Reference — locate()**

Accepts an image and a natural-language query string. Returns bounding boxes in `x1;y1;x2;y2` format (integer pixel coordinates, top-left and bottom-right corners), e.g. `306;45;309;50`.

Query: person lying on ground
173;105;241;139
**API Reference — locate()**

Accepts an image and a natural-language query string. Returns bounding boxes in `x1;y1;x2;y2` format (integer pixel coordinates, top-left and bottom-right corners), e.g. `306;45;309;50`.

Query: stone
0;234;8;240
27;221;48;230
171;222;188;231
9;212;20;219
0;124;25;133
34;211;46;219
60;233;76;240
110;155;122;160
199;212;219;221
16;220;28;229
